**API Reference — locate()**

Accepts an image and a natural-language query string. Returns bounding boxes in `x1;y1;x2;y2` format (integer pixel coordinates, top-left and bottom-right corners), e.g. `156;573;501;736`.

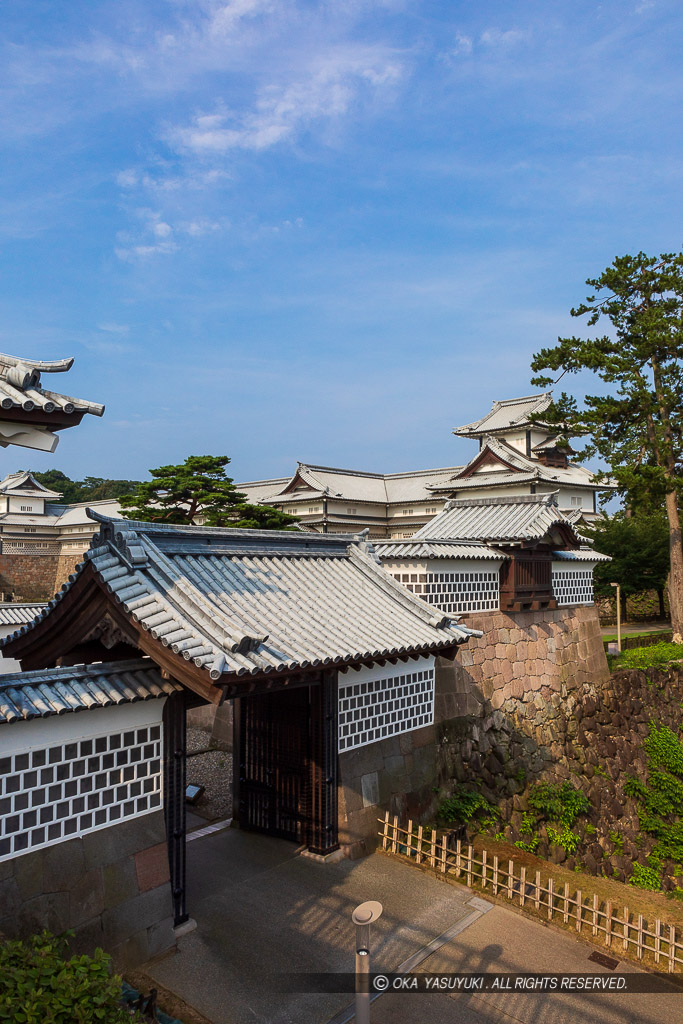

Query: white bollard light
352;901;383;1024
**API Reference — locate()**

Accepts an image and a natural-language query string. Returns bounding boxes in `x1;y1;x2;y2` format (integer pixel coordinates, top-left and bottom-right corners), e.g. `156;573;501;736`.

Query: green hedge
0;931;142;1024
608;641;683;672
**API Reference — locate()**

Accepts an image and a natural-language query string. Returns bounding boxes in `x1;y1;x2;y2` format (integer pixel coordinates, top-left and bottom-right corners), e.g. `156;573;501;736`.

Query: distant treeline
32;470;141;505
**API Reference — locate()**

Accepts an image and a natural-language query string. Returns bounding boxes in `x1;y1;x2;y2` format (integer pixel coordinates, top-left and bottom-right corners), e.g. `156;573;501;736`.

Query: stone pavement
146;828;681;1024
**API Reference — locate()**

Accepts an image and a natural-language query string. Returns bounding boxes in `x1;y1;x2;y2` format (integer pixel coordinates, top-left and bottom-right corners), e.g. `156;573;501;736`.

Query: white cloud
452;33;473;56
480;28;529;48
97;322;130;334
167;46;404;158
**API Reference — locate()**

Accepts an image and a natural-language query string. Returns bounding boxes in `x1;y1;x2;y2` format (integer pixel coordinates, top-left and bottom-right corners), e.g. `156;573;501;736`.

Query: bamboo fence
379;812;683;973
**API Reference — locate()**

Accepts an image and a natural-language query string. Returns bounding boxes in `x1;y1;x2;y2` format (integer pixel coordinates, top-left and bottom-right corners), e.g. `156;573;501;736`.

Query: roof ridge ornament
112;527;149;568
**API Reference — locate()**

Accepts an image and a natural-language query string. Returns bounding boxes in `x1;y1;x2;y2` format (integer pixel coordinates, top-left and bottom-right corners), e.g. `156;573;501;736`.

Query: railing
602;631;674;654
379;813;683;973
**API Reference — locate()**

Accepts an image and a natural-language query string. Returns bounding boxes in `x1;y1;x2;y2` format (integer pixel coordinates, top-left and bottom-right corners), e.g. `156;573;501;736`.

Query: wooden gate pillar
163;688;188;927
308;670;339;855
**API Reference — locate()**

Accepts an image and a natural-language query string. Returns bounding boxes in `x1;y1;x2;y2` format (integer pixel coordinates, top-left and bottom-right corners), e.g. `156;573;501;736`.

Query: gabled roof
413;493;581;545
454;393;553;438
0;657;180;724
455;436;538;478
373;540;507;561
3;514;479;698
0;470;62;499
243;462;462;506
0;353;104;453
427;436;609;496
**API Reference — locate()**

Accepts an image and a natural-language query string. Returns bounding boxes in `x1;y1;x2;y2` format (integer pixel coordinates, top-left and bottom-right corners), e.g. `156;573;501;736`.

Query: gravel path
186;727;233;821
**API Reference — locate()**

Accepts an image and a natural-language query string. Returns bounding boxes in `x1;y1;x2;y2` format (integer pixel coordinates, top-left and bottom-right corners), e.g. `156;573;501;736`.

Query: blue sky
1;0;681;483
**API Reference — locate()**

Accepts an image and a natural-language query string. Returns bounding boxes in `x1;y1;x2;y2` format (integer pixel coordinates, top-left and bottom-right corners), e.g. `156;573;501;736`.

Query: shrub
629;863;662;890
547;825;582;855
612;642;683;671
0;931;140;1024
527;781;591;826
438;788;499;830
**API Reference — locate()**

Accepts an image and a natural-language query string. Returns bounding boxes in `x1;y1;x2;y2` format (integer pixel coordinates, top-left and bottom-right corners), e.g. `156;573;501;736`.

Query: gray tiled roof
373;540;507;561
0;353;104;419
5;516;479;682
241;462;462;506
0;658;180;724
413;493;581;544
0;470;62;498
0;603;45;627
454;393;553;437
552;549;611;563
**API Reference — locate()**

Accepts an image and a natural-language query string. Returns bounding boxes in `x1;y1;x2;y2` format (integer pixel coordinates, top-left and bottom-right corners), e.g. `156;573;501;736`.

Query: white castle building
238;393;614;539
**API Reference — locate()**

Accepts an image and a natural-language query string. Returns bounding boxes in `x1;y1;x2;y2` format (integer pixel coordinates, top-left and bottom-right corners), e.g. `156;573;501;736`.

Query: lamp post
610;582;622;653
352;901;383;1024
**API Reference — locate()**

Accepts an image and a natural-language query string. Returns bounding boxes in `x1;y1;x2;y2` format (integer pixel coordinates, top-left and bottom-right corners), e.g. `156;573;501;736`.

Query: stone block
0;859;14;883
411;725;435;749
70;916;106;959
0;876;22;921
14;850;43;901
101;885;171;949
103;857;139;910
340;781;363;816
340;743;383;780
135;843;170;894
18;892;70;937
82;812;166;871
399;732;413;755
43;838;85;891
110;928;150;970
69;868;105;927
147;916;176;959
361;772;380;808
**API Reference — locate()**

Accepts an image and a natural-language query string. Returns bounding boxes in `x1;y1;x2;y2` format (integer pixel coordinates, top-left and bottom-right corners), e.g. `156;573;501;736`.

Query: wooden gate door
238;687;311;842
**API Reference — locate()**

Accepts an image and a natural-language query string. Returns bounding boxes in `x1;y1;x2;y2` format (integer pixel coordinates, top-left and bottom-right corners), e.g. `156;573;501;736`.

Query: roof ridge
446;491;559;508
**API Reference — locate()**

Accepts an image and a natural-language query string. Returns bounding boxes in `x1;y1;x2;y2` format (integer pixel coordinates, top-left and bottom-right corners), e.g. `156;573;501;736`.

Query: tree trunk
665;489;683;643
658;587;666;619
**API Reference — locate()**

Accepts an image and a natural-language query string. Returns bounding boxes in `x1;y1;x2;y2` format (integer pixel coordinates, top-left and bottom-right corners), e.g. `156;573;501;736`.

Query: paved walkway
146;828;681;1024
599;621;671;637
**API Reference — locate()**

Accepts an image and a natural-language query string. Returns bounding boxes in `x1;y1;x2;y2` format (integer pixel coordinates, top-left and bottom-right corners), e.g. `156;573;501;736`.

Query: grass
608;641;683;672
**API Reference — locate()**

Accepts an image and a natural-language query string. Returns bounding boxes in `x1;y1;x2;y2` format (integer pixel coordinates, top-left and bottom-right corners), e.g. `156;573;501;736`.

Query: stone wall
0;553;62;602
337;657;466;858
456;605;609;711
0;812;175;967
337;605;611;856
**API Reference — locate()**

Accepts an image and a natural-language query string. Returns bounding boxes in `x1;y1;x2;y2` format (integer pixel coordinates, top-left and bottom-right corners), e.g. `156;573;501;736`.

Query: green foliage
629;863;662;891
0;931;139;1024
644;723;683;774
585;511;670;600
584;823;597;835
609;830;625;854
527;781;591;826
546;825;582;855
626;723;683;872
437;788;500;830
611;642;683;671
514;836;541;854
32;469;142;505
519;812;536;836
118;454;298;529
529;249;683;634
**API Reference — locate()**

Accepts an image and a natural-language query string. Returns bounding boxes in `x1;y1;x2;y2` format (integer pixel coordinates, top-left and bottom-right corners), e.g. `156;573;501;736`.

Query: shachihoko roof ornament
0;352;104;452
